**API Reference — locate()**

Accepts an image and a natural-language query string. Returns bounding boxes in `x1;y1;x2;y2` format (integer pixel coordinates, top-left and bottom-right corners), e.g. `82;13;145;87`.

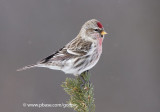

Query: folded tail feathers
17;64;37;71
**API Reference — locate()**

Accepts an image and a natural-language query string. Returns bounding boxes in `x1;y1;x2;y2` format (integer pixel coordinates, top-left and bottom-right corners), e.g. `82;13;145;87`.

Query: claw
80;83;85;90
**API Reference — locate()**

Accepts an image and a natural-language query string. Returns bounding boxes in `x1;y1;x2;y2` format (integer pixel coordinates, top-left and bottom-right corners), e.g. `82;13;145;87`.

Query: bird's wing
39;37;92;64
39;46;67;64
66;37;92;56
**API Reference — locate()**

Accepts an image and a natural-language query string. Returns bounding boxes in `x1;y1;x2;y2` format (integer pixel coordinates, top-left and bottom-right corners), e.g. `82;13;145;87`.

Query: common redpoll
17;19;107;76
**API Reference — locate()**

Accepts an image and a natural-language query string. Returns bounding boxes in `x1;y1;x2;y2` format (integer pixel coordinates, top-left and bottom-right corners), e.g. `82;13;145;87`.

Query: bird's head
80;19;107;41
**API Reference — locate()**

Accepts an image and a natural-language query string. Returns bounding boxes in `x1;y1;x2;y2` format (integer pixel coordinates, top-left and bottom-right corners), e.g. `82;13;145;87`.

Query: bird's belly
77;49;102;75
88;50;101;69
61;45;102;75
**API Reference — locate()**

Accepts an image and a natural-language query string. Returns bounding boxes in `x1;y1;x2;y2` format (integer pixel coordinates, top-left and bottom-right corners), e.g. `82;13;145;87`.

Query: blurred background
0;0;160;112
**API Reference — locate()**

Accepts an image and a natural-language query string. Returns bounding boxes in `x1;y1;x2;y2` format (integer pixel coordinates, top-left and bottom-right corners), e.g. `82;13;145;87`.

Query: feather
17;64;37;71
97;22;103;28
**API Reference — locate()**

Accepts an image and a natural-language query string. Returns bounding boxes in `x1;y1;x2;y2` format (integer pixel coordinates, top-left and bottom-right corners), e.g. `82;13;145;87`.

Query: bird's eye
94;29;98;31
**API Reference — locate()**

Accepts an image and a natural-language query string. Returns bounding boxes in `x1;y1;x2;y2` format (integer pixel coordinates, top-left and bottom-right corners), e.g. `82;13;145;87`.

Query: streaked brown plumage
17;19;107;76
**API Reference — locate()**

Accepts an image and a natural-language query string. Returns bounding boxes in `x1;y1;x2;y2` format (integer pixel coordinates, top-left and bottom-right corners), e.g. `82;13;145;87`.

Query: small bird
17;19;107;76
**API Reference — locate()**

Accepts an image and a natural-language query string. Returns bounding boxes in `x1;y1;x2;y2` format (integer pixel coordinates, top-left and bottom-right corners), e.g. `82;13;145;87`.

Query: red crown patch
97;22;103;28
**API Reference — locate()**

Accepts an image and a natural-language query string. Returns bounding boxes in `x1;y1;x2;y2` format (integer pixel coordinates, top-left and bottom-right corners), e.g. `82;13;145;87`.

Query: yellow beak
101;31;107;35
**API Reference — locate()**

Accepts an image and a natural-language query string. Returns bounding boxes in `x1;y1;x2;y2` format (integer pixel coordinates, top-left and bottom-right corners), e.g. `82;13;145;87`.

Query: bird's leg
79;70;90;89
86;70;91;87
79;74;85;89
86;70;89;74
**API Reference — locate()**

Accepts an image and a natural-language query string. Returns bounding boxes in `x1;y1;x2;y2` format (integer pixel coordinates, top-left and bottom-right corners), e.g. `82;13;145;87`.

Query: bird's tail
17;64;38;71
